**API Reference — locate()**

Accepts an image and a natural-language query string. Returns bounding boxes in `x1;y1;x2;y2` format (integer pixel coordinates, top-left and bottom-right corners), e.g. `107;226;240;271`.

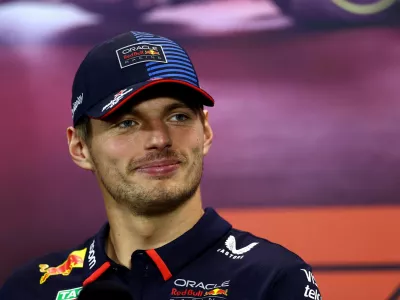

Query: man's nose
143;120;172;151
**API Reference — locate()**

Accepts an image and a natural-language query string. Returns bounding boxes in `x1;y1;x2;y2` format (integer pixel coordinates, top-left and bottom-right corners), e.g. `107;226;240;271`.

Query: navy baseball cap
71;31;215;126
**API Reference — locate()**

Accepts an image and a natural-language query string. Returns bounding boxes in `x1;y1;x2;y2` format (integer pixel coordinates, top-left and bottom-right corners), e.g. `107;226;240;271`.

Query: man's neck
104;193;204;269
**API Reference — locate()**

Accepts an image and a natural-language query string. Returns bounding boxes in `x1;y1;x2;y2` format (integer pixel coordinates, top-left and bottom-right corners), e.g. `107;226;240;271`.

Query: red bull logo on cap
145;49;160;55
38;248;87;284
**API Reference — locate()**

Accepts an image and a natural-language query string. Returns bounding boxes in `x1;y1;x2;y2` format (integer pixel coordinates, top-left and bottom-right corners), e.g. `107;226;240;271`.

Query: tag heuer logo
55;287;82;300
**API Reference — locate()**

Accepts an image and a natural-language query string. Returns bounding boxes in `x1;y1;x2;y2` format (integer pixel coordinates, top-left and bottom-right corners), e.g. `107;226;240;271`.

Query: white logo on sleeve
226;236;258;255
217;235;258;259
88;240;96;269
301;269;322;300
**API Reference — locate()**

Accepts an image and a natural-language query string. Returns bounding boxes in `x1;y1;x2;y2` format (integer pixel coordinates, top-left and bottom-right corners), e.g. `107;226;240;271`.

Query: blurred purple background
1;0;400;297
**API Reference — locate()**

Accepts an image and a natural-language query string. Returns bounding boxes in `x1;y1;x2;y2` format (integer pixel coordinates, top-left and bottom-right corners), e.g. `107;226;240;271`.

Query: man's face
78;96;212;216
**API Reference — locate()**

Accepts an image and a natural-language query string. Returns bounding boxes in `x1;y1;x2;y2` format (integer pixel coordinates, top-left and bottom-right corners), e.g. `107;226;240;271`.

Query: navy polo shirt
0;208;322;300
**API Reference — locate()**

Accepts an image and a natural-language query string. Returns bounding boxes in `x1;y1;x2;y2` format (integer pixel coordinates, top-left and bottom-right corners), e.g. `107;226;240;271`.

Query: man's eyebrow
163;102;195;112
125;102;196;115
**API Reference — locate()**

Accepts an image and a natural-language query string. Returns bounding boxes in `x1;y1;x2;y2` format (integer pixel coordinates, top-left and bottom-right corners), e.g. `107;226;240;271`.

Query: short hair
74;115;92;143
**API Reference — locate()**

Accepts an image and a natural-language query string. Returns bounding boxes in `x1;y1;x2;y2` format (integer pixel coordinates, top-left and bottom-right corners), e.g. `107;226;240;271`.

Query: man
0;31;322;300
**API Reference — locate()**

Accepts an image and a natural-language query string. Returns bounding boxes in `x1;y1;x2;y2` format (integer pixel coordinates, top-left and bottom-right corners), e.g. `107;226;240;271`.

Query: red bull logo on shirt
170;288;204;297
38;248;87;284
204;288;229;296
171;278;230;299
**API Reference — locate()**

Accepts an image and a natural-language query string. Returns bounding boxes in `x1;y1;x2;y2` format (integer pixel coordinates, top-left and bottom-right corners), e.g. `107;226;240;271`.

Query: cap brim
86;79;214;120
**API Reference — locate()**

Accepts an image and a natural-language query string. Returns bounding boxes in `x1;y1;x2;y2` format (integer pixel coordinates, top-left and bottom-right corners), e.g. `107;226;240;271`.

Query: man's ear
66;126;94;171
202;110;213;156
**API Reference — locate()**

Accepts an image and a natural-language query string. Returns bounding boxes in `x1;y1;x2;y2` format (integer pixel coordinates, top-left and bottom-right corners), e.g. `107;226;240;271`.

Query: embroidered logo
217;235;258;259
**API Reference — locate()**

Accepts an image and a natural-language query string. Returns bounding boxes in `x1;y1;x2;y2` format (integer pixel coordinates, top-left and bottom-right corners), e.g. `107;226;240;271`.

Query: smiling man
0;31;322;300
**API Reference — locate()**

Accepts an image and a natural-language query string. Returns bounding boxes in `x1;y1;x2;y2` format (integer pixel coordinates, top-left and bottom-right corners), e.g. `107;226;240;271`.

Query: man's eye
170;114;189;122
118;120;137;128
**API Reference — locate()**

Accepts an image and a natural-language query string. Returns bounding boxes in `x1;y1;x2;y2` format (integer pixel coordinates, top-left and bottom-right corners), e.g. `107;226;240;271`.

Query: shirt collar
82;207;232;284
154;207;232;278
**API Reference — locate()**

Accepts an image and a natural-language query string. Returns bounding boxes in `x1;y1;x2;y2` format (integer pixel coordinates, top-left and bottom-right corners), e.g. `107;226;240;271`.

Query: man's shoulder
0;238;94;299
223;228;310;270
217;228;322;298
1;246;76;282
